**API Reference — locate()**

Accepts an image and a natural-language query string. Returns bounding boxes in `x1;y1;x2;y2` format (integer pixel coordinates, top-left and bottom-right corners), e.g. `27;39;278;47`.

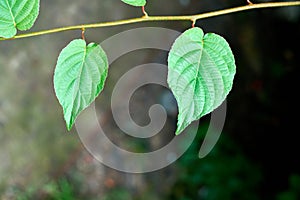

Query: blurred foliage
100;188;132;200
44;179;76;200
7;123;264;200
276;174;300;200
0;38;80;199
11;178;76;200
167;123;262;200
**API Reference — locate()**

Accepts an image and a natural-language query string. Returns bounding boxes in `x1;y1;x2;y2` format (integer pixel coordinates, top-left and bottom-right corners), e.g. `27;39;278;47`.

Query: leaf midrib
190;39;204;117
5;0;16;27
72;45;87;114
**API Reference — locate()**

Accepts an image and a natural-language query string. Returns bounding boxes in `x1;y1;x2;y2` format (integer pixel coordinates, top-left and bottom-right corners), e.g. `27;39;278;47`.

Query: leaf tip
66;119;75;132
66;125;72;131
175;123;185;135
175;130;181;135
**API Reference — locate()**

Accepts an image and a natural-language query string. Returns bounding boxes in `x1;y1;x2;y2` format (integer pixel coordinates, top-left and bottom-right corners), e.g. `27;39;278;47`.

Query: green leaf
0;0;40;38
168;27;236;135
54;39;108;130
121;0;146;7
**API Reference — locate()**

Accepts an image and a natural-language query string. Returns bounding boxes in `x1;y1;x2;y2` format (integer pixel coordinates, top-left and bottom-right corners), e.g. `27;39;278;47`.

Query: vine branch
1;1;300;41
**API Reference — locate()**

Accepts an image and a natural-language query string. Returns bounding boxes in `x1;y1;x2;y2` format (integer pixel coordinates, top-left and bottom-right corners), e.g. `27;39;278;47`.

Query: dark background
0;0;300;199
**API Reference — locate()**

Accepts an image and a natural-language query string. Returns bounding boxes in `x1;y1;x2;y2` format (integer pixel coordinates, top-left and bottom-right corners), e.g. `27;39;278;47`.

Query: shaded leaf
0;0;40;38
168;27;236;135
54;39;108;130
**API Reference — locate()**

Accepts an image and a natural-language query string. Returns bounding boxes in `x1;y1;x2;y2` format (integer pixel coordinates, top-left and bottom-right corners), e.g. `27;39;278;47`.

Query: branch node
81;28;85;41
247;0;254;5
142;6;149;17
191;19;196;28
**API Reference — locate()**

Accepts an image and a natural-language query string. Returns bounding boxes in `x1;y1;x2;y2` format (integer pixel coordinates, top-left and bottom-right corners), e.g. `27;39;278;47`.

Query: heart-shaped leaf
54;39;108;130
121;0;146;7
0;0;40;38
168;27;236;135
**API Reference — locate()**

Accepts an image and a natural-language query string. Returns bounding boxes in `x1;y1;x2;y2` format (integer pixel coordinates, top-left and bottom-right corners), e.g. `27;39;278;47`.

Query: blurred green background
1;0;300;199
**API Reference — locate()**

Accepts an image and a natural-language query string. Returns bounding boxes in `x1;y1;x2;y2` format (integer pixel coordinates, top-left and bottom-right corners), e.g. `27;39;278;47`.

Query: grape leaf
121;0;146;7
168;27;236;135
54;39;108;130
0;0;40;38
